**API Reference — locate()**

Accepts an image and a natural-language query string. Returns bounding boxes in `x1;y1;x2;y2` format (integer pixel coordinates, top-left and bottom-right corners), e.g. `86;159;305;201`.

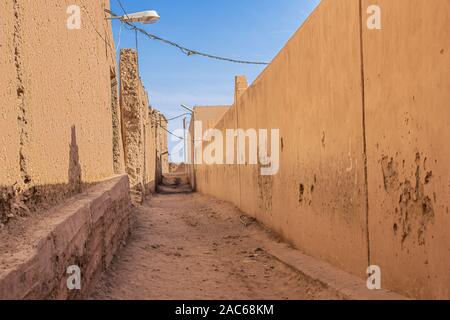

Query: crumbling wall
120;49;145;190
191;0;450;299
119;49;164;195
0;1;21;223
111;69;125;175
0;175;131;300
0;0;120;224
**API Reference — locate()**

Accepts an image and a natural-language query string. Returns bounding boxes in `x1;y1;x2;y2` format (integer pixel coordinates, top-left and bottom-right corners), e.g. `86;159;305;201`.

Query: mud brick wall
0;175;131;300
144;109;157;193
191;0;450;299
0;0;123;224
153;112;169;176
120;49;164;194
120;49;143;189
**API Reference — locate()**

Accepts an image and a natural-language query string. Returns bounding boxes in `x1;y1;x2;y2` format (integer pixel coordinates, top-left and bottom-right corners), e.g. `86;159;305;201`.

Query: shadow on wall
0;126;93;225
69;125;82;193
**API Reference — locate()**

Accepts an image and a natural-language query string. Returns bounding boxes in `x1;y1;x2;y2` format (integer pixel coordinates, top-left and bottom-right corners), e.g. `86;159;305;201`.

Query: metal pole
183;117;187;168
135;29;139;71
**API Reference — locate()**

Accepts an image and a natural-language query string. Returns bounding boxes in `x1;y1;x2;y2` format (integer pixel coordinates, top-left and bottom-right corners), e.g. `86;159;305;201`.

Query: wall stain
381;153;435;247
258;175;273;211
424;171;433;185
257;162;273;211
381;156;399;192
298;184;305;203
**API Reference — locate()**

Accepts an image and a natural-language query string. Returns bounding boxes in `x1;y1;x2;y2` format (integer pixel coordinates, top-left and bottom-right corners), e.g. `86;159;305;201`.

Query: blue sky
110;0;321;161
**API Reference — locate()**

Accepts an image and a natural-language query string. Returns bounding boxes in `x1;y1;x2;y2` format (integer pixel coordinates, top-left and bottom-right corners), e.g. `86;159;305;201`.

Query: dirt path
90;184;342;300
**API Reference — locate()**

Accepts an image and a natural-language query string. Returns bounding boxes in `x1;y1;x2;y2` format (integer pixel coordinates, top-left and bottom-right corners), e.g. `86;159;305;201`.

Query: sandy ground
90;183;343;300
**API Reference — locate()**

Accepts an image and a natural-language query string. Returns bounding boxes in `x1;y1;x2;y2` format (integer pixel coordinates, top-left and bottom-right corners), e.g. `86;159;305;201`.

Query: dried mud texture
0;183;93;226
90;184;343;300
0;127;90;226
1;0;119;225
258;175;273;212
381;153;435;247
111;69;124;174
0;176;131;300
120;49;159;193
120;49;142;188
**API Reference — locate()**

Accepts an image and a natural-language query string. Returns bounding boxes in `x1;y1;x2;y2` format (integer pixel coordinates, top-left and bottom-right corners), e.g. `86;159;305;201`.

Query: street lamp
105;8;160;65
106;9;160;24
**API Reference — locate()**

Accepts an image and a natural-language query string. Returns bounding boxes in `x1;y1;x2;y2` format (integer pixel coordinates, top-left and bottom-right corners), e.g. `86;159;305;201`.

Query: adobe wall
191;0;450;298
144;109;157;193
188;106;230;191
120;49;142;189
158;115;169;175
193;0;369;278
119;49;166;195
0;0;122;223
362;0;450;299
0;2;168;299
0;175;131;299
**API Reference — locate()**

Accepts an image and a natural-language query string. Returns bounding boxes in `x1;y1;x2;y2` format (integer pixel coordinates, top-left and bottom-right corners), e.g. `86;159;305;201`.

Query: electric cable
80;4;115;52
108;2;269;65
167;113;191;121
151;114;203;142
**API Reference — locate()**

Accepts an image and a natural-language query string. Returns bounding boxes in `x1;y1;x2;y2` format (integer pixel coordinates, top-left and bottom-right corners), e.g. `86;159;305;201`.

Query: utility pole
183;117;187;173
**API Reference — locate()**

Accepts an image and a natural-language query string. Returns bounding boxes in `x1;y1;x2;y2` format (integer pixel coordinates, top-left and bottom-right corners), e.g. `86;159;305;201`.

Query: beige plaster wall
191;0;450;298
0;0;120;223
193;0;369;278
362;0;450;299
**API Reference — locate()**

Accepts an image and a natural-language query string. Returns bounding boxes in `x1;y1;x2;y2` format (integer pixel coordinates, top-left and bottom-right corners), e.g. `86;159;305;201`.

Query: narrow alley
90;175;342;300
1;0;449;305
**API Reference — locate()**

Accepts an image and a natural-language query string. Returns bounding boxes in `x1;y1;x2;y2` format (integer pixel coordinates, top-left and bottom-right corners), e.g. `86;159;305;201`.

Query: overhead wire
148;111;185;140
114;1;228;143
109;1;270;65
150;112;205;143
80;3;115;52
167;113;191;121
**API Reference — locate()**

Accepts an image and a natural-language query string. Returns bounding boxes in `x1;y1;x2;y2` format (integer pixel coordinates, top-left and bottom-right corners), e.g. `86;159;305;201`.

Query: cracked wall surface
120;49;143;189
111;69;124;175
0;175;131;300
363;0;450;299
0;0;120;224
119;49;167;194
